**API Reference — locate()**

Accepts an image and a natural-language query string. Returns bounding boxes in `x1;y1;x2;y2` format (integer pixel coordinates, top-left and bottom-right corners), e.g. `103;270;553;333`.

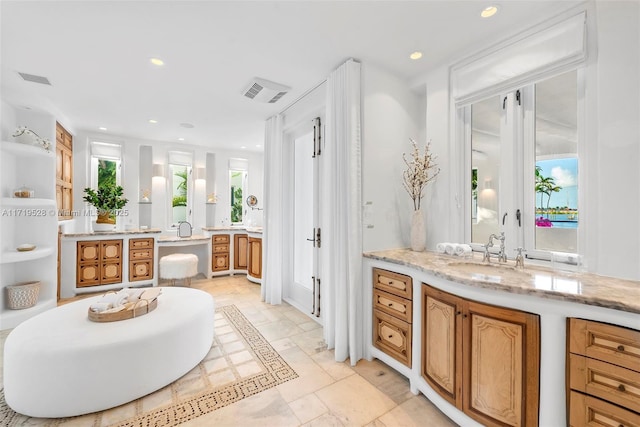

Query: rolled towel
89;302;112;313
444;243;456;255
454;244;473;257
97;291;128;308
123;288;145;303
436;243;447;253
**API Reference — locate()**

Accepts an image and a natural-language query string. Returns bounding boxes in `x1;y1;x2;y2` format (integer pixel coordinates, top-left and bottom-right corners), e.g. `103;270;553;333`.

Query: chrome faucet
514;247;526;269
483;232;507;263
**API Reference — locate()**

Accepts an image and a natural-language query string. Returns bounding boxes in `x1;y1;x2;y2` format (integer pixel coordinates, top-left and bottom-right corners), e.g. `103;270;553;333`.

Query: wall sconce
195;167;206;181
152;164;165;178
484;178;493;190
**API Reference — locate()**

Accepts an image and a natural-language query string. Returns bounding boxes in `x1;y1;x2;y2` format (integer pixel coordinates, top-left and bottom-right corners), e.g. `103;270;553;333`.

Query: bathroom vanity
202;226;262;283
364;250;640;427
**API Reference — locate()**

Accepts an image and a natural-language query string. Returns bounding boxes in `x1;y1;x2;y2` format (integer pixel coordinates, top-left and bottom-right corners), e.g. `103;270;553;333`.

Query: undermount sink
448;262;532;278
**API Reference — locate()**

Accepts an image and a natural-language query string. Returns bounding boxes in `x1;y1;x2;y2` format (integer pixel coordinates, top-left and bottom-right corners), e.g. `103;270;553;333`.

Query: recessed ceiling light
256;144;261;148
409;51;423;60
98;127;107;131
481;6;498;18
150;58;164;66
178;137;185;141
149;119;158;124
241;146;246;149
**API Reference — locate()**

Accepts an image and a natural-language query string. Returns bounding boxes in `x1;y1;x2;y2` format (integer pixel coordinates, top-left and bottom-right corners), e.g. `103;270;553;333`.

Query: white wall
361;63;425;252
68;131;264;234
421;2;640;280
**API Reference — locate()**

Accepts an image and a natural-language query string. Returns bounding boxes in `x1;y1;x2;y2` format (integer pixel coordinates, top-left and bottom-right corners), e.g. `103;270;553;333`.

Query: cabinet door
77;263;100;287
373;309;412;367
422;284;463;408
101;262;122;284
62;149;72;184
78;241;100;262
129;260;153;282
213;254;229;271
101;240;122;261
248;237;262;278
463;301;540;427
234;234;248;269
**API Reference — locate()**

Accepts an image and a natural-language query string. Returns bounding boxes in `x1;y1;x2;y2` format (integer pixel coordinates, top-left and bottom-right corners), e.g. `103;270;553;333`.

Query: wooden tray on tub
88;288;161;322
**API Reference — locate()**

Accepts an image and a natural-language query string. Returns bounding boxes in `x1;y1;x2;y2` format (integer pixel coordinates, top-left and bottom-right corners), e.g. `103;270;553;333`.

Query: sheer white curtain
262;114;284;304
321;59;363;365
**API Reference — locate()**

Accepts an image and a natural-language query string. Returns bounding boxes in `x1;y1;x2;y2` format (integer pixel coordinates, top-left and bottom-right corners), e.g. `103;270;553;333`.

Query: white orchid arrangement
402;138;440;211
12;126;52;152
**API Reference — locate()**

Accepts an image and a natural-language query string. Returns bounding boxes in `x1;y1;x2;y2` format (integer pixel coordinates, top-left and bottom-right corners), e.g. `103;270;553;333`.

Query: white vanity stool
160;253;198;286
3;287;214;418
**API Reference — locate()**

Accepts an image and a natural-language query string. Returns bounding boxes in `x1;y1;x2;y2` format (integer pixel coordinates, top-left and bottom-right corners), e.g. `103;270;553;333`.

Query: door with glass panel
285;118;322;322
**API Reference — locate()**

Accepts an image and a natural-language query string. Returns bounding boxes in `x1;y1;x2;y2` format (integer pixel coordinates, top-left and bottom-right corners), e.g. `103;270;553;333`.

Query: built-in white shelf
1;246;55;264
1;300;57;330
1;197;56;208
1;140;54;158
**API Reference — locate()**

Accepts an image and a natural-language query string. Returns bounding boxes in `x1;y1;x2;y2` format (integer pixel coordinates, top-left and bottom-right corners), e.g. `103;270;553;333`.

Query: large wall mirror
168;151;193;227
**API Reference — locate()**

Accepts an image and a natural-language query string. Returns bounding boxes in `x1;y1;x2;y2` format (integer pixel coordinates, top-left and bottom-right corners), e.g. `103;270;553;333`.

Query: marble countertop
364;249;640;314
202;226;263;234
157;234;209;243
61;228;162;237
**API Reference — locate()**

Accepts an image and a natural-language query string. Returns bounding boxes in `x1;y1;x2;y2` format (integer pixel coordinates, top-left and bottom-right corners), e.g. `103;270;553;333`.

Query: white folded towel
436;243;447;253
444;243;456;255
123;288;145;303
454;244;473;257
89;302;112;313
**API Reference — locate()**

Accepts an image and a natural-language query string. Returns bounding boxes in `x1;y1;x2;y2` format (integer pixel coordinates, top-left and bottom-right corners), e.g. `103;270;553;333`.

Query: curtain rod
278;78;327;114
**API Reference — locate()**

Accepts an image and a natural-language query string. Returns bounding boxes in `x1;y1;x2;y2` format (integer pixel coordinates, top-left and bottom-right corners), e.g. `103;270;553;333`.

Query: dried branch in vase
402;138;440;211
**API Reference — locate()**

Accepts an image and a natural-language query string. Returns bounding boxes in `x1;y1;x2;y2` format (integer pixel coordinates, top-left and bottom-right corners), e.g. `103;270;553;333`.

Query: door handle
307;228;316;247
516;209;521;227
502;212;508;225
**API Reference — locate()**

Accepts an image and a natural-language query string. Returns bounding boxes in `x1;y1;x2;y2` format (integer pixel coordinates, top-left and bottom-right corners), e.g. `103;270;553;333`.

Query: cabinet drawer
373;309;412;367
569;390;640;427
569;353;640;413
212;234;230;244
373;268;412;299
373;288;412;323
213;244;229;254
570;318;640;373
130;238;154;249
213;254;229;271
130;248;153;260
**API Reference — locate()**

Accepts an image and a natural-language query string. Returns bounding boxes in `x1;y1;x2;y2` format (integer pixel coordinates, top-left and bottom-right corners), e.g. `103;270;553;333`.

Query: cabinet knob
463;314;468;318
388;280;394;286
388;334;393;339
387;303;393;307
617;345;625;352
618;384;626;392
456;311;462;315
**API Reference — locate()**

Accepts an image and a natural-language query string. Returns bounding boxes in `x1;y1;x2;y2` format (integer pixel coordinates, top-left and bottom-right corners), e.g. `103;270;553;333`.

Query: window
168;151;193;227
463;70;581;261
90;142;121;188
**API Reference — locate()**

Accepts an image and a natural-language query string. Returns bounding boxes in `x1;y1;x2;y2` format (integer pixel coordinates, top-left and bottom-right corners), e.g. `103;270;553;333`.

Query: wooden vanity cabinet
248;237;262;279
212;234;230;272
129;238;154;282
77;239;122;287
567;318;640;426
234;234;248;269
422;284;540;427
373;268;413;367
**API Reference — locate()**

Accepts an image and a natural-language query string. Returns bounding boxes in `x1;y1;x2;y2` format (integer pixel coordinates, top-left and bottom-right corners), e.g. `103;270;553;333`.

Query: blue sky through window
536;158;578;210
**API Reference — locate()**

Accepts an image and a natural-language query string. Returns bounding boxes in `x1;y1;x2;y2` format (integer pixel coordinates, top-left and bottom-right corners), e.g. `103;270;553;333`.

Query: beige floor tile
352;358;415;404
256;318;305;342
140;384;173;413
315;374;397;426
229;349;253;364
311;350;355;381
208;368;236;387
99;400;137;426
270;337;297;352
375;394;459;427
289;327;327;355
236;360;263;377
181;387;299;427
302;412;346;427
203;356;229;373
288;393;329;424
277;348;336;402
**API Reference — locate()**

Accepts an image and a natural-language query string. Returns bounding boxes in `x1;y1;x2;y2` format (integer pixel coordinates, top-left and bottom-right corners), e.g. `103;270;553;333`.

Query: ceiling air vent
18;72;51;85
242;78;290;103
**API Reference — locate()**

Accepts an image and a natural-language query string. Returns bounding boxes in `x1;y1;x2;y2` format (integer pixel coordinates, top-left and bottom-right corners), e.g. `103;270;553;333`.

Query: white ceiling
1;0;581;152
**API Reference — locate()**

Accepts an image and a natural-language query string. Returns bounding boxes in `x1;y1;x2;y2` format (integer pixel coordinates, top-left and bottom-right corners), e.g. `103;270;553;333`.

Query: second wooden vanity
364;250;640;427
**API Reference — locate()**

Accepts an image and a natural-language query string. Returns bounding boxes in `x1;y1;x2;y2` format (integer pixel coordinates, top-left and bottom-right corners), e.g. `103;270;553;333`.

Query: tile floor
2;276;458;427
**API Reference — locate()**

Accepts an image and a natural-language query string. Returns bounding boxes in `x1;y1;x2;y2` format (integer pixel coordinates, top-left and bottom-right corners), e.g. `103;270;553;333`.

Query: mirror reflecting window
471;96;501;244
229;169;247;224
170;164;191;226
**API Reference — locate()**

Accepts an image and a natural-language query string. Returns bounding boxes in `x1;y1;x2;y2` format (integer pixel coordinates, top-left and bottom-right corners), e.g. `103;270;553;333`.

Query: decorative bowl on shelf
13;185;34;198
16;244;36;252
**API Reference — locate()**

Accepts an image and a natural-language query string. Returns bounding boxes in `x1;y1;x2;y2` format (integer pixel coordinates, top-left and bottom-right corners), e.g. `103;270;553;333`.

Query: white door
284;118;322;322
